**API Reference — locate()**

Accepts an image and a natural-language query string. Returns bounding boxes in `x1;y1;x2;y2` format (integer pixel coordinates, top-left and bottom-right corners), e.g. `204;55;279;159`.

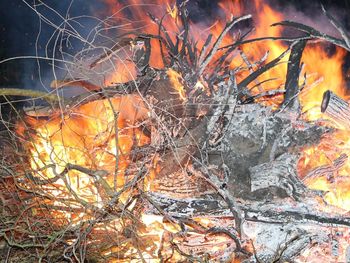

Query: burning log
2;1;350;262
303;153;348;182
10;80;334;261
321;90;350;129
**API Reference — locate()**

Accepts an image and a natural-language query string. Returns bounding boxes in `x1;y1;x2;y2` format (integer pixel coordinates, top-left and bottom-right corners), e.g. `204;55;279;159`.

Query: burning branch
2;1;350;262
198;14;252;75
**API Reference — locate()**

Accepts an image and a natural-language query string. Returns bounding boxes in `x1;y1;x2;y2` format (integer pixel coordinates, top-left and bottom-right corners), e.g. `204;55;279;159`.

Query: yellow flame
167;68;186;101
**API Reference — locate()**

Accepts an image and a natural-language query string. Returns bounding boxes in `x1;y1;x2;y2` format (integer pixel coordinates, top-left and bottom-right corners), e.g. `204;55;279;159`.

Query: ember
1;0;350;262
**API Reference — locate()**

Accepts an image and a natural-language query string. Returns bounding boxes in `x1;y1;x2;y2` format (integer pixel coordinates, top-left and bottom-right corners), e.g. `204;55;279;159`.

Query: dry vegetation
1;1;350;262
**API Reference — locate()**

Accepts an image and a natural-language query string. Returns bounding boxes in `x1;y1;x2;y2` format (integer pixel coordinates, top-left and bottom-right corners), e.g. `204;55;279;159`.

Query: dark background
0;0;105;89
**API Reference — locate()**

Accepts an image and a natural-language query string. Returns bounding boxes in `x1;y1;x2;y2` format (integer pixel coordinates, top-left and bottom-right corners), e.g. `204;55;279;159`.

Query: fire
300;45;347;120
14;0;350;261
166;2;178;20
216;0;350;212
167;68;186;101
299;128;350;211
19;95;149;210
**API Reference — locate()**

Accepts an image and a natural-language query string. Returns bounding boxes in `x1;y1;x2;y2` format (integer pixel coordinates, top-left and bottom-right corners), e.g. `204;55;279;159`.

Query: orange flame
19;95;149;210
15;0;350;260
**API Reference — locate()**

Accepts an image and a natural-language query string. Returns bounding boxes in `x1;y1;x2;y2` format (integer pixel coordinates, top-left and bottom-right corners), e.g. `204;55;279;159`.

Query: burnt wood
321;90;350;129
282;39;307;111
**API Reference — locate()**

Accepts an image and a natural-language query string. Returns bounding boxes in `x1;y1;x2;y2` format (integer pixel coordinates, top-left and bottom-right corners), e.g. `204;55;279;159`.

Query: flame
19;95;150;211
167;68;186;100
166;2;178;20
300;46;347;120
14;0;350;260
216;0;350;212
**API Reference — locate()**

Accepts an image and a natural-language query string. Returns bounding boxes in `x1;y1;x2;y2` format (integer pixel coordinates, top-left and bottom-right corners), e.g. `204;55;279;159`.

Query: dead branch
198;14;252;76
89;37;134;69
282;39;307;111
50;79;101;91
321;4;350;49
0;88;60;103
272;20;350;52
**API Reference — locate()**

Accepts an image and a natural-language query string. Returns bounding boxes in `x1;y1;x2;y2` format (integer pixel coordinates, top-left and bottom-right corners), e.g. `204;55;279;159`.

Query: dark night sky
0;0;101;57
0;0;106;88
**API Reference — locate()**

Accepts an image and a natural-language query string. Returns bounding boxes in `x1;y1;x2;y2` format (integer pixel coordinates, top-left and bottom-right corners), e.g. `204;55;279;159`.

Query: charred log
206;104;328;200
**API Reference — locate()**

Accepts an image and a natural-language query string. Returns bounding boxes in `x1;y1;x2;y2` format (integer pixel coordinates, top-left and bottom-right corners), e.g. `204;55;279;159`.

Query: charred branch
272;20;350;52
282;39;307;111
146;193;350;228
238;44;292;102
